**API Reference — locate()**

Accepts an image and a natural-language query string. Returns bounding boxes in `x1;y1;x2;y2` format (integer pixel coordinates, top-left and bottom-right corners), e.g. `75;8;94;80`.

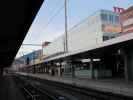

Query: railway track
13;74;133;100
13;76;59;100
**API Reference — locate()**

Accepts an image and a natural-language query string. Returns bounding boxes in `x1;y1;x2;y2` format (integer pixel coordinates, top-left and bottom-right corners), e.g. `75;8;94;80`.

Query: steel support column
59;62;62;76
120;49;129;81
90;58;94;79
123;53;129;81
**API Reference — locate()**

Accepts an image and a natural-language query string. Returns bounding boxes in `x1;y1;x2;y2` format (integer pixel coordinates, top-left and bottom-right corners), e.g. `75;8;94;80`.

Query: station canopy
0;0;44;67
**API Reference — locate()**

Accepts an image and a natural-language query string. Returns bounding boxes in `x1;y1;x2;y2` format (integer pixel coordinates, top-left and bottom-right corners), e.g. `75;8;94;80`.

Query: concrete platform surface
0;75;25;100
18;72;133;98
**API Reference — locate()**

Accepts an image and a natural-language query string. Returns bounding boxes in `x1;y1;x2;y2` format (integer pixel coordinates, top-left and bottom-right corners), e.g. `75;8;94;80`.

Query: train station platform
0;75;25;100
18;72;133;98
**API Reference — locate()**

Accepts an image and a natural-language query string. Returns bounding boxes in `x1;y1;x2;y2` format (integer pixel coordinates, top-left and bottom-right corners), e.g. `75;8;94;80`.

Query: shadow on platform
0;75;25;100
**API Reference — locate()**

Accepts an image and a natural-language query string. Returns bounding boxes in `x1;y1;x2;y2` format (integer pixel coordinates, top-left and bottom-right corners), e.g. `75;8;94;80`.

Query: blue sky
16;0;133;57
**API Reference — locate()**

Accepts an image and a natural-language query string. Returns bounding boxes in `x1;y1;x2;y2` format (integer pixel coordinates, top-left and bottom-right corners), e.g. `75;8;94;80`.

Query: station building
12;50;42;71
120;6;133;34
14;6;133;81
43;10;121;58
42;10;122;78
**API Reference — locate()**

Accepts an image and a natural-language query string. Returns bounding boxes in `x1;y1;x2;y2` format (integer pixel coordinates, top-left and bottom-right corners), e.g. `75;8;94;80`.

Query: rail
14;74;133;100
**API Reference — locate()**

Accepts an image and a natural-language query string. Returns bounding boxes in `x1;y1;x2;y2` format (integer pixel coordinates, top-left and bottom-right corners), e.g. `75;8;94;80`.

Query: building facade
120;6;133;34
43;10;121;57
12;50;42;71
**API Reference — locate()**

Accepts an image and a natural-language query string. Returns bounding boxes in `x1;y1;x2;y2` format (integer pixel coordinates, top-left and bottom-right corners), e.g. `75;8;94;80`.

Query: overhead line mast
65;0;68;53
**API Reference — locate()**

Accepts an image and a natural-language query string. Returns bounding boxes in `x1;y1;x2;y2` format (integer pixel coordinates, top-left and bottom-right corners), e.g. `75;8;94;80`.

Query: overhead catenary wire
35;0;66;41
43;0;70;30
43;4;65;30
43;0;69;30
22;44;42;46
17;0;68;58
46;0;62;16
42;0;69;53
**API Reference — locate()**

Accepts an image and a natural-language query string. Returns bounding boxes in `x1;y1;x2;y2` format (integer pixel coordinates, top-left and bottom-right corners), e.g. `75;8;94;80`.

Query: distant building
21;50;41;65
43;10;122;58
11;50;42;70
97;10;121;41
120;6;133;34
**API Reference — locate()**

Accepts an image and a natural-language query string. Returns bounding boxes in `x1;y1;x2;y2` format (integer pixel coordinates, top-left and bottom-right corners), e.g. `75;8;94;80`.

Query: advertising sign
102;24;122;33
113;7;125;13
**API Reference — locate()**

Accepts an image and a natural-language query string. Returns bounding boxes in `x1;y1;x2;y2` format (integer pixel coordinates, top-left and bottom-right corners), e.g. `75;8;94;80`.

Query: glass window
111;36;115;39
115;16;119;23
113;15;116;24
101;13;108;21
103;36;109;41
109;15;113;23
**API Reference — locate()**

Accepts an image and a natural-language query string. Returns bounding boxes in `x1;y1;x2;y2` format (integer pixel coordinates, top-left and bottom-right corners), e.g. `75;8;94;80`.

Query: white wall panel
43;10;120;57
68;12;102;52
43;36;64;56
